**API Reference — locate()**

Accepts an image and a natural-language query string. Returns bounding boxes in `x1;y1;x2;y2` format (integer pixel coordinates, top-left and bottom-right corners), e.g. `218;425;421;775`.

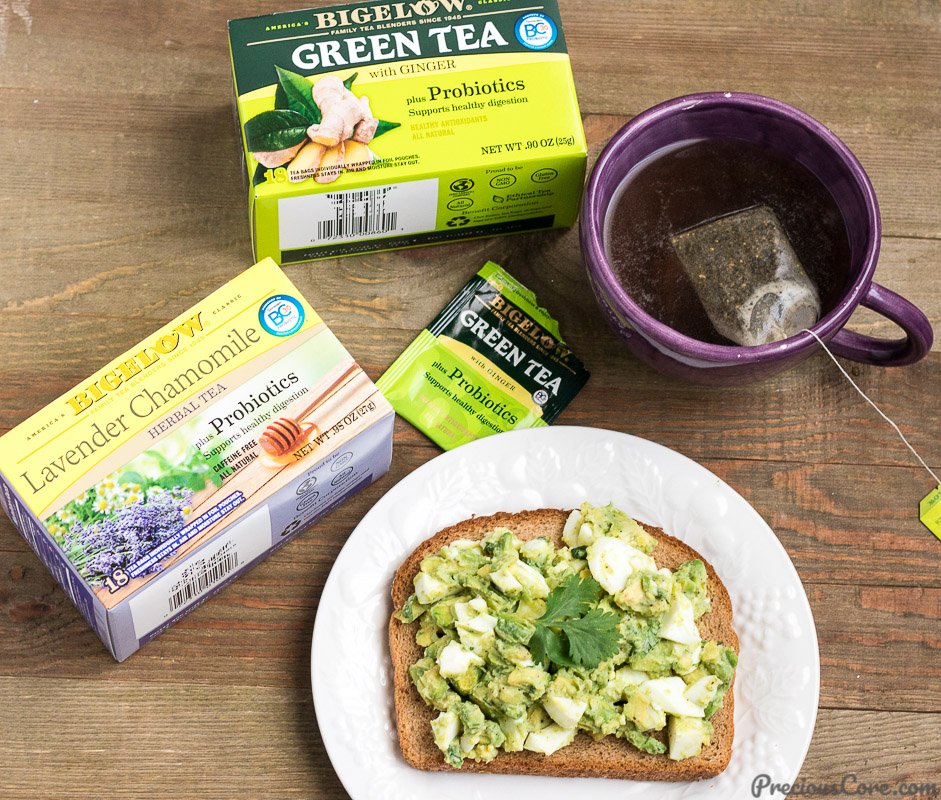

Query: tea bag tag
805;328;940;542
920;486;941;541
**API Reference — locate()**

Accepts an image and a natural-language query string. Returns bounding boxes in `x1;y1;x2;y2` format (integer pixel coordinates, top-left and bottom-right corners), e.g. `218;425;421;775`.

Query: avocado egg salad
393;504;738;769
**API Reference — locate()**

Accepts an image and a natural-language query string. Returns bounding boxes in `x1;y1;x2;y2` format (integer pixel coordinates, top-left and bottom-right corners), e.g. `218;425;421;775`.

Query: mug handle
828;282;934;366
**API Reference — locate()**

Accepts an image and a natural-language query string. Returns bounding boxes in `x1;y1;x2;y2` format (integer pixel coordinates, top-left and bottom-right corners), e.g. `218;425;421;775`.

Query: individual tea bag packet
376;262;589;450
670;205;821;346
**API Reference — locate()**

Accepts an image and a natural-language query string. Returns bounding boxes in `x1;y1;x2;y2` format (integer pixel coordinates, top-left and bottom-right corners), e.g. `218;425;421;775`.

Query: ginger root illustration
244;68;398;185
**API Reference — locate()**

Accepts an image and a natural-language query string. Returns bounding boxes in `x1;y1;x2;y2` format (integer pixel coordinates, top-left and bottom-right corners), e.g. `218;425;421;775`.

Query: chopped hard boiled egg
490;565;524;594
437;640;484;678
500;715;528;752
641;677;706;718
668;715;713;761
461;613;498;634
542;694;588;729
672;642;702;675
684;674;722;708
659;590;702;645
586;536;635;595
576;522;596;547
442;539;481;560
430;710;460;751
613;667;649;697
520;537;553;563
628;548;658;573
453;601;471;624
523;724;577;755
510;560;550;598
414;572;452;605
562;509;581;546
460;732;481;753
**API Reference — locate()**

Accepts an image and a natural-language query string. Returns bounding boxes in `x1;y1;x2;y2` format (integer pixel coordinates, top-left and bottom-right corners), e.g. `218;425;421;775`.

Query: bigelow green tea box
227;0;587;262
0;259;393;660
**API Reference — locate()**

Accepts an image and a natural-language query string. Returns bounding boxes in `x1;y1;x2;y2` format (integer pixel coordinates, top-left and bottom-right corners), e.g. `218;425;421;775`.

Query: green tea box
227;0;587;262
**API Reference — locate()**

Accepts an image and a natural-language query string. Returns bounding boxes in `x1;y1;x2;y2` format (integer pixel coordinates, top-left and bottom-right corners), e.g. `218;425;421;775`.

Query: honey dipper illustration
258;362;359;457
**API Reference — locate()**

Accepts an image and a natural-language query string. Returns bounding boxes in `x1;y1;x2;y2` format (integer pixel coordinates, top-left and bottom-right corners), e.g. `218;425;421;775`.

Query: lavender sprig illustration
61;488;193;585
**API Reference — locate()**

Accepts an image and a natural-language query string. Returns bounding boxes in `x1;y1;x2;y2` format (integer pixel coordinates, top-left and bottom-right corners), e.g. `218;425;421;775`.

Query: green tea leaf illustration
244;109;310;152
275;65;321;125
274;82;288;111
342;72;358;90
374;120;401;139
252;162;268;186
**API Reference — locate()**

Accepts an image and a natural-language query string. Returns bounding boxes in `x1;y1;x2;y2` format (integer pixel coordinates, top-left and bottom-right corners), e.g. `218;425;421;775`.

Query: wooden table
1;2;938;797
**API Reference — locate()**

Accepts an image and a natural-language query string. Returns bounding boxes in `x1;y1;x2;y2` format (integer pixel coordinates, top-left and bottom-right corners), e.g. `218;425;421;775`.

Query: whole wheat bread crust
388;509;739;781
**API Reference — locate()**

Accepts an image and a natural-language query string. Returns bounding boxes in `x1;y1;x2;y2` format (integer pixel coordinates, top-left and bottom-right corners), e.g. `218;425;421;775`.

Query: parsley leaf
558;609;621;667
531;575;621;670
539;574;602;626
530;626;576;668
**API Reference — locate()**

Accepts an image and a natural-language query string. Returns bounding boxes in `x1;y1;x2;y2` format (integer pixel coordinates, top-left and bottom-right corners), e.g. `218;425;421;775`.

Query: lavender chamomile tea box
0;258;393;660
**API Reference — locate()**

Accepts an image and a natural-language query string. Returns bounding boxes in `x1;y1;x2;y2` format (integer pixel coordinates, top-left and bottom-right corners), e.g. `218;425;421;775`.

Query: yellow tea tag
921;485;941;541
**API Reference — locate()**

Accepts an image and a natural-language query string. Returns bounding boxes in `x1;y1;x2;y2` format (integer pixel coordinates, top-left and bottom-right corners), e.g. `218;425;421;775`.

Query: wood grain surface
1;1;939;798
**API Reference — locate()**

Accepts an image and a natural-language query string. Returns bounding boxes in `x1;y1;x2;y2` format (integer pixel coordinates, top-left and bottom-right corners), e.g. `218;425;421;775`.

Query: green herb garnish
529;575;621;669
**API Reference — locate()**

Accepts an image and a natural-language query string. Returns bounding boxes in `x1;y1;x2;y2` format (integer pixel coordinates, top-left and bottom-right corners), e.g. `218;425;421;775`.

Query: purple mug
580;92;934;384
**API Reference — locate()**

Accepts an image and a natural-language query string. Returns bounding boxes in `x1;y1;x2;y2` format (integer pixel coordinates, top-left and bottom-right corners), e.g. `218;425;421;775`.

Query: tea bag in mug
670;205;821;346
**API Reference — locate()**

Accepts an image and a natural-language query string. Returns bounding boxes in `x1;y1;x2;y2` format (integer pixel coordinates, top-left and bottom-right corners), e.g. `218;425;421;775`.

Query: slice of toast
389;509;739;781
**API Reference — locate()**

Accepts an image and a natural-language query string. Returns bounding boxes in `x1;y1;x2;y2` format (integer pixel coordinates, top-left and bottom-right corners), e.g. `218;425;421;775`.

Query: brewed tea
604;138;852;345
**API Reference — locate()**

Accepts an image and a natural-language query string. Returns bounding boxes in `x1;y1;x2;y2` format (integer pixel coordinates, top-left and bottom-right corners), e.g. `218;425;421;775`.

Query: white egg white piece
490;565;524;594
468;596;487;612
461;613;498;634
430;710;460;751
523;724;577;755
520;537;553;561
586;536;635;595
453;601;472;624
442;539;481;560
414;572;451;605
684;674;722;708
500;715;529;752
613;667;649;697
460;732;481;753
542;694;588;729
659;590;702;645
626;546;657;573
437;640;484;678
668;715;711;761
576;522;597;547
510;560;551;598
640;677;706;718
562;509;582;547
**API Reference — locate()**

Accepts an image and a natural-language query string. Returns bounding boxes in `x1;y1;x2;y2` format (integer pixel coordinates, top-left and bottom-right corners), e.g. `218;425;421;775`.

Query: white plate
311;426;819;800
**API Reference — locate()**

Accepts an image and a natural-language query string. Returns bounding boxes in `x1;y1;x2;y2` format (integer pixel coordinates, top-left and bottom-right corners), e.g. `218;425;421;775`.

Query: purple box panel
0;472;111;653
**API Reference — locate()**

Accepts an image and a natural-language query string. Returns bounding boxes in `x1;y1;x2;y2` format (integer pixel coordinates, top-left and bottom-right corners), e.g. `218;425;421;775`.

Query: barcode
167;542;240;613
317;188;399;241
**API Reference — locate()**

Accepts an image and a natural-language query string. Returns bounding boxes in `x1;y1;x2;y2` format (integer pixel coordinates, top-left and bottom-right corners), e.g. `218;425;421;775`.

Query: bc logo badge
515;12;557;50
259;294;305;337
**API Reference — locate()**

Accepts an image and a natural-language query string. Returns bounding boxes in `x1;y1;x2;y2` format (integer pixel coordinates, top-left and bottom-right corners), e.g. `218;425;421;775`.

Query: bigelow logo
312;0;467;29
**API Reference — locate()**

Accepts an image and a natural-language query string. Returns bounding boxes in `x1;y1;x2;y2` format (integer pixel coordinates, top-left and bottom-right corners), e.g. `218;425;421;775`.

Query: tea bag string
804;328;940;485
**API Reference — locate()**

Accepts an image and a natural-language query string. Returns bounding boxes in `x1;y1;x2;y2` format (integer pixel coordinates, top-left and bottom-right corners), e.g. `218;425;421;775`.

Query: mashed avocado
395;503;737;767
